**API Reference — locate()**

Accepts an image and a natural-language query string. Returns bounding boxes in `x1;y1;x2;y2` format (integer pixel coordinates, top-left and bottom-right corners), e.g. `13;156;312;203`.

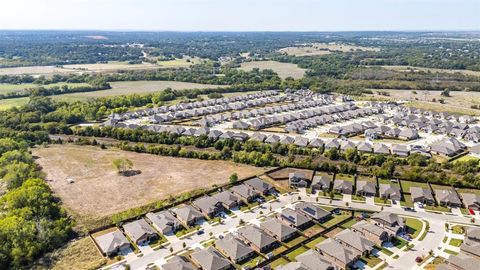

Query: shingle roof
190;247;232;270
335;229;375;254
435;189;462;205
122;218;157;243
296;249;337;270
260;218;297;239
294;202;331;220
215;234;253;261
173;205;204;223
237;225;277;250
316;238;357;265
161;256;197;270
94;229;130;255
280;208;312;227
145;211;180;234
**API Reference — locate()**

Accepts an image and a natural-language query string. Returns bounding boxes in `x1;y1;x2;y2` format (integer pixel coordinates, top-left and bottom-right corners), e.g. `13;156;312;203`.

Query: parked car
197;230;204;235
404;207;416;212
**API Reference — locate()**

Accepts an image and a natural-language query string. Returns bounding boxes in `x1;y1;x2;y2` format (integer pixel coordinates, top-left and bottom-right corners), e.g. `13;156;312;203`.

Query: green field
0;82;91;95
400;180;430;192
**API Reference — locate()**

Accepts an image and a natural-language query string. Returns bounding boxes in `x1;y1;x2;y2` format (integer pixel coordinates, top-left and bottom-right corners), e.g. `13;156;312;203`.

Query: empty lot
238;60;306;79
278;43;380;56
33;144;266;218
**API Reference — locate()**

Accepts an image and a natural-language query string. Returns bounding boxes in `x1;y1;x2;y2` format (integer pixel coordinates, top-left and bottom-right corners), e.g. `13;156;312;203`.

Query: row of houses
161;202;335;270
107;90;280;122
439;227;480;270
280;212;406;270
93;177;276;257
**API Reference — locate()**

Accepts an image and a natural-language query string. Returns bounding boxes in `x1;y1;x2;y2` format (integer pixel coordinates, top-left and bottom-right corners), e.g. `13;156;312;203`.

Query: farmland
0;82;91;95
238;60;306;79
278;42;380;56
32;144;267;219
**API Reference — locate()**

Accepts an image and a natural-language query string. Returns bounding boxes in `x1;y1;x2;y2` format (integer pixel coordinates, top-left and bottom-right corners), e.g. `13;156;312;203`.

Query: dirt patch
324;227;343;238
33;144;266;219
278;43;380;56
238;61;306;79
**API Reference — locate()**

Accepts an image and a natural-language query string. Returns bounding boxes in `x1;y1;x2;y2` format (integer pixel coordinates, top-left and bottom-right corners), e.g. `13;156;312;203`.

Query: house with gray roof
192;196;224;218
212;191;241;209
356;181;376;197
295;249;337;270
94;229;131;257
236;225;278;253
279;208;313;229
161;255;197;270
461;193;480;211
430;137;466;157
145;211;182;235
371;212;406;235
335;229;375;256
333;179;353;194
260;218;297;242
250;133;266;142
351;220;392;245
265;134;281;144
410;187;435;205
294;136;309;147
214;234;254;263
277;262;310;270
398;128;419;140
289;172;310;188
230;184;260;203
315;238;359;269
325;139;340;150
379;183;402;201
391;144;409;157
357;141;373;153
438;253;478;270
122;218;158;245
435;189;462;208
308;138;324;148
373;143;390;155
312;175;332;192
244;177;275;195
294;202;332;222
190;247;232;270
172;205;204;227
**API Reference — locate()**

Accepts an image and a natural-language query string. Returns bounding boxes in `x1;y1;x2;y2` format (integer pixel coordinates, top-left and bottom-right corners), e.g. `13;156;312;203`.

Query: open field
0;82;91;95
238;60;306;79
53;80;226;102
367;89;480;115
32;144;267;219
278;43;380;56
376;65;480;77
0;97;29;110
32;238;106;270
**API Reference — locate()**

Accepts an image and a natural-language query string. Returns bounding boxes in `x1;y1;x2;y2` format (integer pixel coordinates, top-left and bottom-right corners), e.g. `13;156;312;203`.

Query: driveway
343;194;352;203
366;196;375;205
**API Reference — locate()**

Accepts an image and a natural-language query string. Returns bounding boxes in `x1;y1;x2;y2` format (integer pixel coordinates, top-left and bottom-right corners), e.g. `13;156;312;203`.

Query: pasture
0;82;91;95
238;60;306;79
377;65;480;77
54;80;226;102
32;144;266;219
278;42;380;56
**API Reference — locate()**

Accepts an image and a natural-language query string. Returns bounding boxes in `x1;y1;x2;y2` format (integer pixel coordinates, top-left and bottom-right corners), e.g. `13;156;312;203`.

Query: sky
0;0;479;31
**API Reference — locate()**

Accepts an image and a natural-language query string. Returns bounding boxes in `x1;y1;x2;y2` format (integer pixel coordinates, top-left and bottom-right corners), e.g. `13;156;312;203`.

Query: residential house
391;144;410;157
435;189;463;208
289;172;311;188
410;187;435;205
214;234;254;263
334;229;375;256
244;177;275;195
172;205;205;227
357;141;373;153
333;179;354;194
430;137;466;157
279;208;313;229
260;218;297;242
398;128;420;140
295;249;336;270
192;196;224;218
438;253;479;270
122;218;158;245
379;184;402;202
294;202;332;222
145;210;182;235
236;225;278;253
212;191;241;209
315;238;360;269
373;143;390;155
161;256;197;270
461;228;480;259
351;220;393;245
356;181;376;197
371;212;406;235
94;229;131;257
190;247;232;270
312;175;332;192
277;262;310;270
230;184;261;203
461;193;480;211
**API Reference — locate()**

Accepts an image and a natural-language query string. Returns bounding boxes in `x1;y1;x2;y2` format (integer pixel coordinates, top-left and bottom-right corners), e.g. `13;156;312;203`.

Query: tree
229;173;238;184
112;158;133;174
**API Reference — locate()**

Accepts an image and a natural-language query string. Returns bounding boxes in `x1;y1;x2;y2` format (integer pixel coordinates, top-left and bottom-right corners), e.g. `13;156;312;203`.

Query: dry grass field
53;80;226;102
33;144;266;219
33;238;106;270
377;65;480;77
367;89;480;115
278;42;380;56
238;60;306;79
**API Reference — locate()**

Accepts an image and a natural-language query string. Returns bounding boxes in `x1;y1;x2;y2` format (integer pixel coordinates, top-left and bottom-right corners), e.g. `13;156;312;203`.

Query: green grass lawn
405;218;423;239
285;246;309;261
269;257;289;269
305;236;326;249
400;194;414;207
393;237;408;249
400;180;430;192
283;235;307;247
424;204;451;213
374;197;391;205
271;244;288;256
376;245;393;256
352;195;366;202
449;238;463;247
320;211;351;228
335;173;355;182
340;218;358;229
361;256;383;267
444;249;459;255
239;253;264;269
451;225;465;234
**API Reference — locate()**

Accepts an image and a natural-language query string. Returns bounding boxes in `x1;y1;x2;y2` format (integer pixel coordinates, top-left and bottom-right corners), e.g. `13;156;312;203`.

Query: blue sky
0;0;479;31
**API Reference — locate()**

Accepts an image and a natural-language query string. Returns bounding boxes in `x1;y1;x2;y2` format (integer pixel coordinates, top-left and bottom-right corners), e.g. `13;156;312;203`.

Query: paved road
109;192;479;270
